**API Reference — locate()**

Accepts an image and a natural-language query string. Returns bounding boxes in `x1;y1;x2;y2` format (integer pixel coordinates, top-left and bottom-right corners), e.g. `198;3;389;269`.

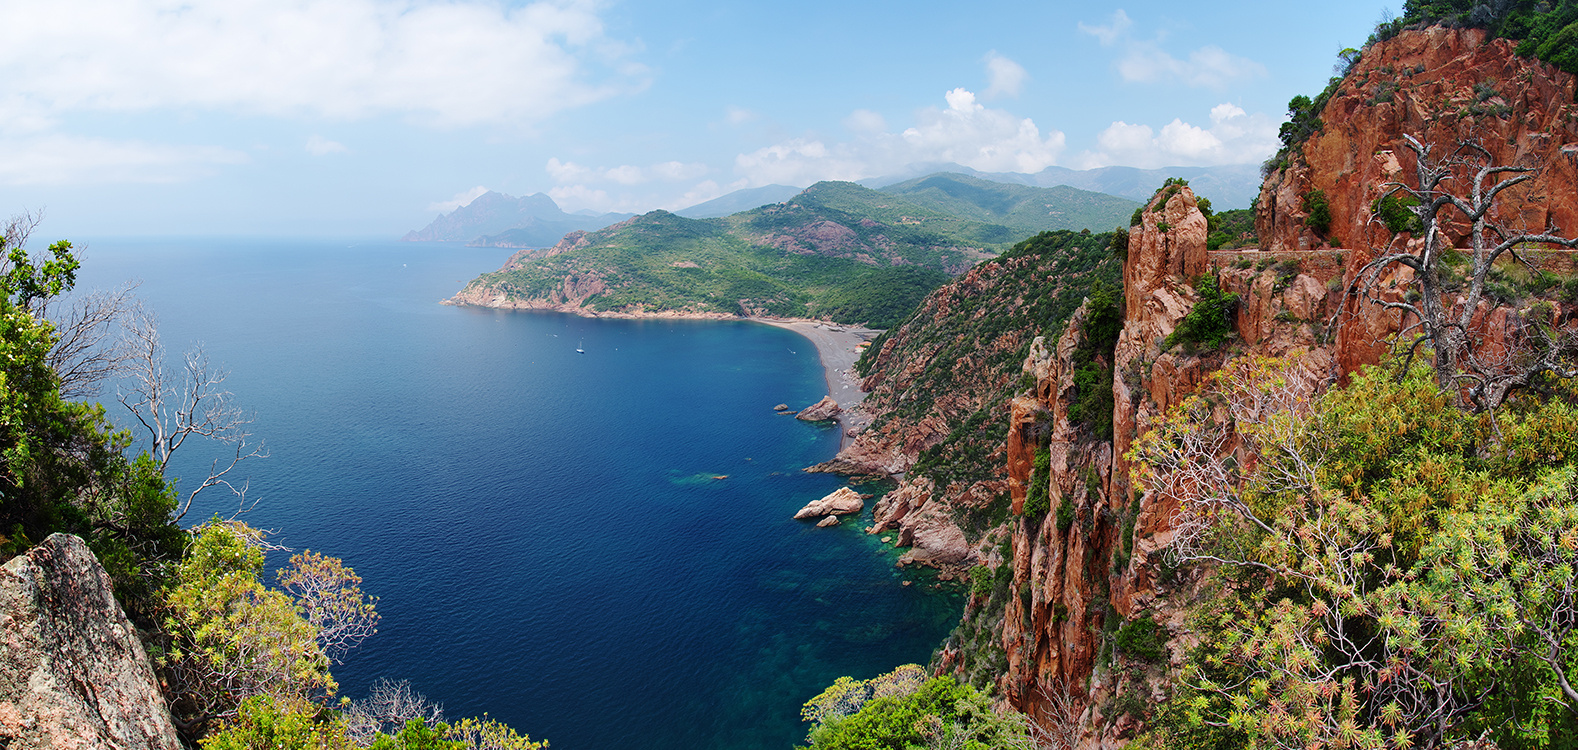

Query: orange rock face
1256;27;1578;377
1258;27;1578;258
942;28;1578;749
982;186;1347;747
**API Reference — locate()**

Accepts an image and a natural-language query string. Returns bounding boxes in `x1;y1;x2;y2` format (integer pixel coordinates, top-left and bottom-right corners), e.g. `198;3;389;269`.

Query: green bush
1373;191;1423;234
1055;497;1075;532
1067;281;1123;437
969;565;992;598
1022;447;1051;518
803;674;1032;750
1115;614;1165;662
1302;189;1332;236
1165;274;1239;352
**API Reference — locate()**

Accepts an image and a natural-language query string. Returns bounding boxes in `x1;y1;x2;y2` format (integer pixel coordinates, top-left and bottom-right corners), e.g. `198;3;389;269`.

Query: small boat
576;340;585;354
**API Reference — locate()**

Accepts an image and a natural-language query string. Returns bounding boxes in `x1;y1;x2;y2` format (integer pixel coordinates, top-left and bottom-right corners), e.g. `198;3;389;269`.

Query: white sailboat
576;339;585;354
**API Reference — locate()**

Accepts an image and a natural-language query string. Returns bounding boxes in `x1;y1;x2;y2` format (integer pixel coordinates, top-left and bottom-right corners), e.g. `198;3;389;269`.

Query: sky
0;0;1394;238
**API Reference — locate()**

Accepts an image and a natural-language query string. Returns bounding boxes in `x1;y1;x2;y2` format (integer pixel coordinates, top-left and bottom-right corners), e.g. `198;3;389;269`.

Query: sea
68;237;963;750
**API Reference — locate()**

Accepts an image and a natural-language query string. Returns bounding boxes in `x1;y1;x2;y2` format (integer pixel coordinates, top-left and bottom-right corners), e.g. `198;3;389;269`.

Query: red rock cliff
947;185;1342;748
1257;27;1578;375
947;27;1578;747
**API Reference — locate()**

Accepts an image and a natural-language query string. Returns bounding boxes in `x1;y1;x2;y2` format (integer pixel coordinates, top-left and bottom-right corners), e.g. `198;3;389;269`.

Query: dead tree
117;308;265;522
1350;134;1578;410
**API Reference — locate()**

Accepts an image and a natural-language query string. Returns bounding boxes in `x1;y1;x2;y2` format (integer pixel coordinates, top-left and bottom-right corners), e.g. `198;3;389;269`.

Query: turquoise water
71;238;962;750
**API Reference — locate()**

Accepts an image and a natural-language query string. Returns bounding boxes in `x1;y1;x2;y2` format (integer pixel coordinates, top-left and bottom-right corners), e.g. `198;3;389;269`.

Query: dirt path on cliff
749;318;881;449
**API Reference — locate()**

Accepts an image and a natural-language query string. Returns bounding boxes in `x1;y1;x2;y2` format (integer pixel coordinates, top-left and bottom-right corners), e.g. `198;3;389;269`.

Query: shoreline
748;317;881;451
442;295;881;449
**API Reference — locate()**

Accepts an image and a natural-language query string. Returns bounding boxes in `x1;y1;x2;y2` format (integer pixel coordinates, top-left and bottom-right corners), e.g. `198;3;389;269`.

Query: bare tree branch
117;307;266;522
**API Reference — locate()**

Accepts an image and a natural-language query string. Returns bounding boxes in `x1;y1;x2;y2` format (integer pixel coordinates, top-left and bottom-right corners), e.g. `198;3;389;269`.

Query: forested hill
879;173;1141;236
446;176;1140;328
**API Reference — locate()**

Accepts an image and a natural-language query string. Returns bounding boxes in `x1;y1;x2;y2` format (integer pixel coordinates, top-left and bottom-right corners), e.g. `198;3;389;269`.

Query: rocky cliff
819;230;1122;570
0;534;180;750
1258;27;1578;257
1257;27;1578;374
946;185;1347;747
898;26;1578;747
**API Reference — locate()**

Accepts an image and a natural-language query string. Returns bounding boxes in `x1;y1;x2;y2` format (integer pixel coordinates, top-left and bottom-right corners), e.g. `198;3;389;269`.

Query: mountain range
403;164;1259;249
444;175;1141;327
401;191;634;246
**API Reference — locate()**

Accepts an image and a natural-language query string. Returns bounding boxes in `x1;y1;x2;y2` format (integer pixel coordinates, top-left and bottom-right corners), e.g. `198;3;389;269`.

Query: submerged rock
793;487;864;520
795;395;841;422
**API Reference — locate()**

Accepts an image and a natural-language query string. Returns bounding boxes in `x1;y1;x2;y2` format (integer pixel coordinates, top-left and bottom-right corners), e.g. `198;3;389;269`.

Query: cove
71;238;964;750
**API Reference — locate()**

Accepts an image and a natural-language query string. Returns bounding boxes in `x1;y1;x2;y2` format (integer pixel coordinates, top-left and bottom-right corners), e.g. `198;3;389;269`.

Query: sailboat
576;339;585;354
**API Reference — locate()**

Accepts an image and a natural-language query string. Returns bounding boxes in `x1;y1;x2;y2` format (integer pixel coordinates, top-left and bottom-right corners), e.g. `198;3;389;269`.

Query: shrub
1022;447;1051;518
1067;281;1124;437
1165;275;1239;352
1055;497;1075;532
1114;614;1165;662
969;565;992;598
1373;192;1423;234
802;672;1032;750
1302;189;1332;236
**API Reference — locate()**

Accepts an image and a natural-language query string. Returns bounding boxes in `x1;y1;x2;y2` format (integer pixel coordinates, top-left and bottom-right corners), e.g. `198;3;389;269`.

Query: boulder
816;515;841;528
0;534;181;750
795;395;841;421
773;403;789;411
793;487;865;519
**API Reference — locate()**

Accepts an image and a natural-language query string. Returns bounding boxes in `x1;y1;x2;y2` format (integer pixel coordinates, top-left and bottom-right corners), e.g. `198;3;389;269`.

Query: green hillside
453;176;1138;328
879;173;1141;235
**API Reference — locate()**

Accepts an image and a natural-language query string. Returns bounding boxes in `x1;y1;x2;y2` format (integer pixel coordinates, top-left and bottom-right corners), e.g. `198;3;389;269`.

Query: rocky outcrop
795;395;842;422
814;232;1124;570
445;269;609;312
793;487;865;519
959;185;1350;748
0;534;180;750
1256;27;1578;376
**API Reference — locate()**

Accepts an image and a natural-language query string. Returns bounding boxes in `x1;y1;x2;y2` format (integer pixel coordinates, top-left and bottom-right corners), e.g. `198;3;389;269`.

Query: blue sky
0;0;1390;237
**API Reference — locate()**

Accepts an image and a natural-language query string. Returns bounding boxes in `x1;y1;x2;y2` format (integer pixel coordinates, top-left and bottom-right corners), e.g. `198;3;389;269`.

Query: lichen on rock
0;534;180;750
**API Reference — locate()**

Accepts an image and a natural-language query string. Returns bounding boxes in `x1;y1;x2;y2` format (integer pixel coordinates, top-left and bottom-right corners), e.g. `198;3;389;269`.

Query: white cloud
734;138;863;188
305;135;347;156
1116;43;1266;89
733;88;1065;188
546;157;594;183
724;106;757;125
1077;10;1131;46
982;51;1027;99
1077;104;1279;169
546;157;709;186
0;0;647;128
547;184;611;211
0;135;247;185
844;109;887;135
1079;10;1265;90
427;185;490;213
543;157;715;212
604;165;645;185
650;161;709;181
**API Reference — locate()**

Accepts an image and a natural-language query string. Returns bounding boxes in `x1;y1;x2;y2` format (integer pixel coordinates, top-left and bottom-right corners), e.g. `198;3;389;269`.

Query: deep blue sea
70;238;961;750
